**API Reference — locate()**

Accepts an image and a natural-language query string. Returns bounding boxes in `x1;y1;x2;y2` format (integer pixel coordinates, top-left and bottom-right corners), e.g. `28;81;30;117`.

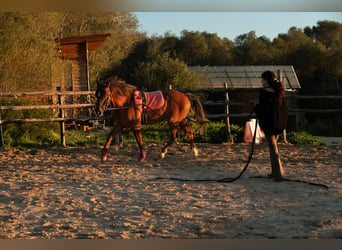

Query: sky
134;12;342;41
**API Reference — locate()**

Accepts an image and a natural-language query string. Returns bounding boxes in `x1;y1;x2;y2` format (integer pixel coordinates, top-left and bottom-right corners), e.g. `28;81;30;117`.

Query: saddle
133;90;165;123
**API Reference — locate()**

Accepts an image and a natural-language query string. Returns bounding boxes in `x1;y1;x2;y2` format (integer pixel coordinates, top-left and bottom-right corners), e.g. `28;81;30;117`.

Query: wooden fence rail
0;91;98;148
0;103;95;111
0;91;95;97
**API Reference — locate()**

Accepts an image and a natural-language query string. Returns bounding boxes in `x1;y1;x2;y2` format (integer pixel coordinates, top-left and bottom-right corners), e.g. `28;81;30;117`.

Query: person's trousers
265;134;284;180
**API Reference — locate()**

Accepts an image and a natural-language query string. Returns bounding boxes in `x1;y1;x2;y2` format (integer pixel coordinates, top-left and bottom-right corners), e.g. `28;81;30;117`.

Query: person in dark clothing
254;70;288;181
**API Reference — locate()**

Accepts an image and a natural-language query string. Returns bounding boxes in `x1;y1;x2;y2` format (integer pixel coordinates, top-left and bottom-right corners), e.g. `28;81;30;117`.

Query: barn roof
189;65;301;90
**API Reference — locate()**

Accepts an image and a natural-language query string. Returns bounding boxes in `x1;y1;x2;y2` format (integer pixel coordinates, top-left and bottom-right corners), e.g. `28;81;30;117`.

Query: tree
134;53;199;90
310;21;342;50
177;31;209;66
233;31;273;65
0;12;60;92
202;32;234;65
0;12;144;92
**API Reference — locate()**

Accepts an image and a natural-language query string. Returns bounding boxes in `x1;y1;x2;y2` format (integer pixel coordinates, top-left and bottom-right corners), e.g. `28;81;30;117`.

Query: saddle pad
145;91;165;110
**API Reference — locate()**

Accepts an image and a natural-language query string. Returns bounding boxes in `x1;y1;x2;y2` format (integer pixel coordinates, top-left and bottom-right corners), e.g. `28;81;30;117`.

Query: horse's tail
185;93;208;126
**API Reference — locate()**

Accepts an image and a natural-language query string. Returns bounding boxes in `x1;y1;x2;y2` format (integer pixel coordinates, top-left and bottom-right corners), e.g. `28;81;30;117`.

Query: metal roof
189;65;301;90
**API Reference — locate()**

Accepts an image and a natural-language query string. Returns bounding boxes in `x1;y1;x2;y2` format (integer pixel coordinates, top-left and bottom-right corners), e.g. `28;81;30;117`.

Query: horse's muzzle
95;105;103;117
97;110;104;117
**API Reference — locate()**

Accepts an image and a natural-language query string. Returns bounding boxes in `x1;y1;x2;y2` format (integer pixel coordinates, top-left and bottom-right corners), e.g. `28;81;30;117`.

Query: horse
95;76;207;162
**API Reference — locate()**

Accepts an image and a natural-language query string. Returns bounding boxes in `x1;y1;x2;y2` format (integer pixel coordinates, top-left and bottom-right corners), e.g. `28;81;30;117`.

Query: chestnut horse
95;76;207;161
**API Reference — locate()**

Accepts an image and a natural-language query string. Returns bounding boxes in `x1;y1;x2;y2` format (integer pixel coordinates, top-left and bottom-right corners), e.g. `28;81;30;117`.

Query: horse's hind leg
160;123;179;159
101;125;122;161
132;127;146;162
180;122;198;157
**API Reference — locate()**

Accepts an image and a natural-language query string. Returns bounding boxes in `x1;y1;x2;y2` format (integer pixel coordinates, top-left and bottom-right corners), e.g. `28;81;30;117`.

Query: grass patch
1;120;325;148
65;129;107;147
3;122;60;149
287;131;323;146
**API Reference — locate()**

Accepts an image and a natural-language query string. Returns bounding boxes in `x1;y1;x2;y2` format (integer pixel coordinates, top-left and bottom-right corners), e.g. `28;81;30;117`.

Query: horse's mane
106;76;137;97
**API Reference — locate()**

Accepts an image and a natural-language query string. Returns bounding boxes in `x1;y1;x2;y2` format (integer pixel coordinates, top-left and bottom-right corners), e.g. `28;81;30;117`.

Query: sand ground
0;142;341;239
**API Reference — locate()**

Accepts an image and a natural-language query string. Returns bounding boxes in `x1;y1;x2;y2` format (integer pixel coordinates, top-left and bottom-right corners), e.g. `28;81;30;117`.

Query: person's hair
261;70;285;97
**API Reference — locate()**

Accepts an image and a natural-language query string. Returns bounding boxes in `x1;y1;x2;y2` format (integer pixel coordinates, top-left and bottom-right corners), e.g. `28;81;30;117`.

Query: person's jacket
255;89;288;135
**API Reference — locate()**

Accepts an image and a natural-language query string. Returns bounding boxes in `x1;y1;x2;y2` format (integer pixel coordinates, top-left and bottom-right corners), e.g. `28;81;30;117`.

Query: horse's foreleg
101;125;122;161
160;124;178;159
181;123;198;157
132;127;145;162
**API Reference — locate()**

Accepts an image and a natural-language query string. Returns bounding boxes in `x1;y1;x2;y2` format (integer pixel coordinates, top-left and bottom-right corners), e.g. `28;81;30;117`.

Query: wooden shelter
55;34;110;122
55;34;111;91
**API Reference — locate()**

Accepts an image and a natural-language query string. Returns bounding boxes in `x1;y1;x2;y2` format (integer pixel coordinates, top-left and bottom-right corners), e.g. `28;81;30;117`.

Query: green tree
310;21;342;50
134;53;199;90
177;31;209;66
0;12;60;92
233;31;273;65
202;32;234;65
0;12;143;92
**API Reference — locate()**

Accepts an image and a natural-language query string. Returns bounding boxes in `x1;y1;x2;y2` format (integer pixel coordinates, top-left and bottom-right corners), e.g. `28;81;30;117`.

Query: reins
106;105;140;111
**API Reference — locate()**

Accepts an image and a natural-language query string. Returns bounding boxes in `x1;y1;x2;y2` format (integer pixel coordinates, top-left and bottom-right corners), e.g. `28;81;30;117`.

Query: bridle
96;81;114;115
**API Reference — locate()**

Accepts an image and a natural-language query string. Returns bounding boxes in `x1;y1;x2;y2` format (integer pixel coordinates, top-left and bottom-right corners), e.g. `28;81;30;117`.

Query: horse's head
95;80;112;116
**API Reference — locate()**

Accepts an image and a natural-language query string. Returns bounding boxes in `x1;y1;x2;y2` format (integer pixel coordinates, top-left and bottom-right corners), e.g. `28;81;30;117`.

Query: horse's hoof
193;148;199;157
101;149;108;162
159;152;166;159
139;153;146;162
101;155;107;162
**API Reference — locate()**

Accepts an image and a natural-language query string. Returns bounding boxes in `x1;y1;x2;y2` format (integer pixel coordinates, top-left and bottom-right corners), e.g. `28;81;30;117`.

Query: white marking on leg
193;148;199;157
160;152;166;159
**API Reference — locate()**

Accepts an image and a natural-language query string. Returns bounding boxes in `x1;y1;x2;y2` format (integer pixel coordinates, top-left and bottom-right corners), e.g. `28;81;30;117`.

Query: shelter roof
55;34;111;58
189;65;301;90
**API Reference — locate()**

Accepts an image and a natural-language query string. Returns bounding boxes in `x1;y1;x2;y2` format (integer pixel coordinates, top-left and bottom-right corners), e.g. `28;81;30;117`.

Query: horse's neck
109;83;135;107
111;95;130;107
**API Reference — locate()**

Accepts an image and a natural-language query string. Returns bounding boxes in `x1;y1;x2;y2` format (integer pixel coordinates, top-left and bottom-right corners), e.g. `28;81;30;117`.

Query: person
253;70;288;181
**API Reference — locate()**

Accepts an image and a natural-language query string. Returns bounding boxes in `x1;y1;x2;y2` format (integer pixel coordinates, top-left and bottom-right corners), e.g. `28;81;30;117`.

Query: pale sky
134;12;342;41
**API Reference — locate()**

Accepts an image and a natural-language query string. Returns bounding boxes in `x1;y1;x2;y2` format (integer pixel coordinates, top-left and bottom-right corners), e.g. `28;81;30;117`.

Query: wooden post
277;69;283;83
0;113;4;149
57;87;66;147
277;69;288;142
224;82;234;144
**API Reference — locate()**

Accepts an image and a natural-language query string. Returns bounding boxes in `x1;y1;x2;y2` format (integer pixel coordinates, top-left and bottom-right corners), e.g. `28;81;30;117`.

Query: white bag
244;119;265;144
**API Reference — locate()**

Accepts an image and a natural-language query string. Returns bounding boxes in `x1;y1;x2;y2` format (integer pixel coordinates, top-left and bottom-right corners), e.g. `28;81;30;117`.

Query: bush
287;131;323;145
4;122;59;148
2;99;60;148
193;122;244;143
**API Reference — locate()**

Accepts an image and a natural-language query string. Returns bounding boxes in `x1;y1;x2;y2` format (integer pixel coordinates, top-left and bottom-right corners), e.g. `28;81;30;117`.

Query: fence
1;88;342;149
0;90;103;149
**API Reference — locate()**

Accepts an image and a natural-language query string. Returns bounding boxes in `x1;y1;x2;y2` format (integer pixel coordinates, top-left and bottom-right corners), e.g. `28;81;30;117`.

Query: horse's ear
98;79;110;87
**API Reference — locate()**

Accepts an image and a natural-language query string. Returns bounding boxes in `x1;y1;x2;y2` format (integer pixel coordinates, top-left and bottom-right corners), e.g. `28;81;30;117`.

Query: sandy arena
0;142;341;239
